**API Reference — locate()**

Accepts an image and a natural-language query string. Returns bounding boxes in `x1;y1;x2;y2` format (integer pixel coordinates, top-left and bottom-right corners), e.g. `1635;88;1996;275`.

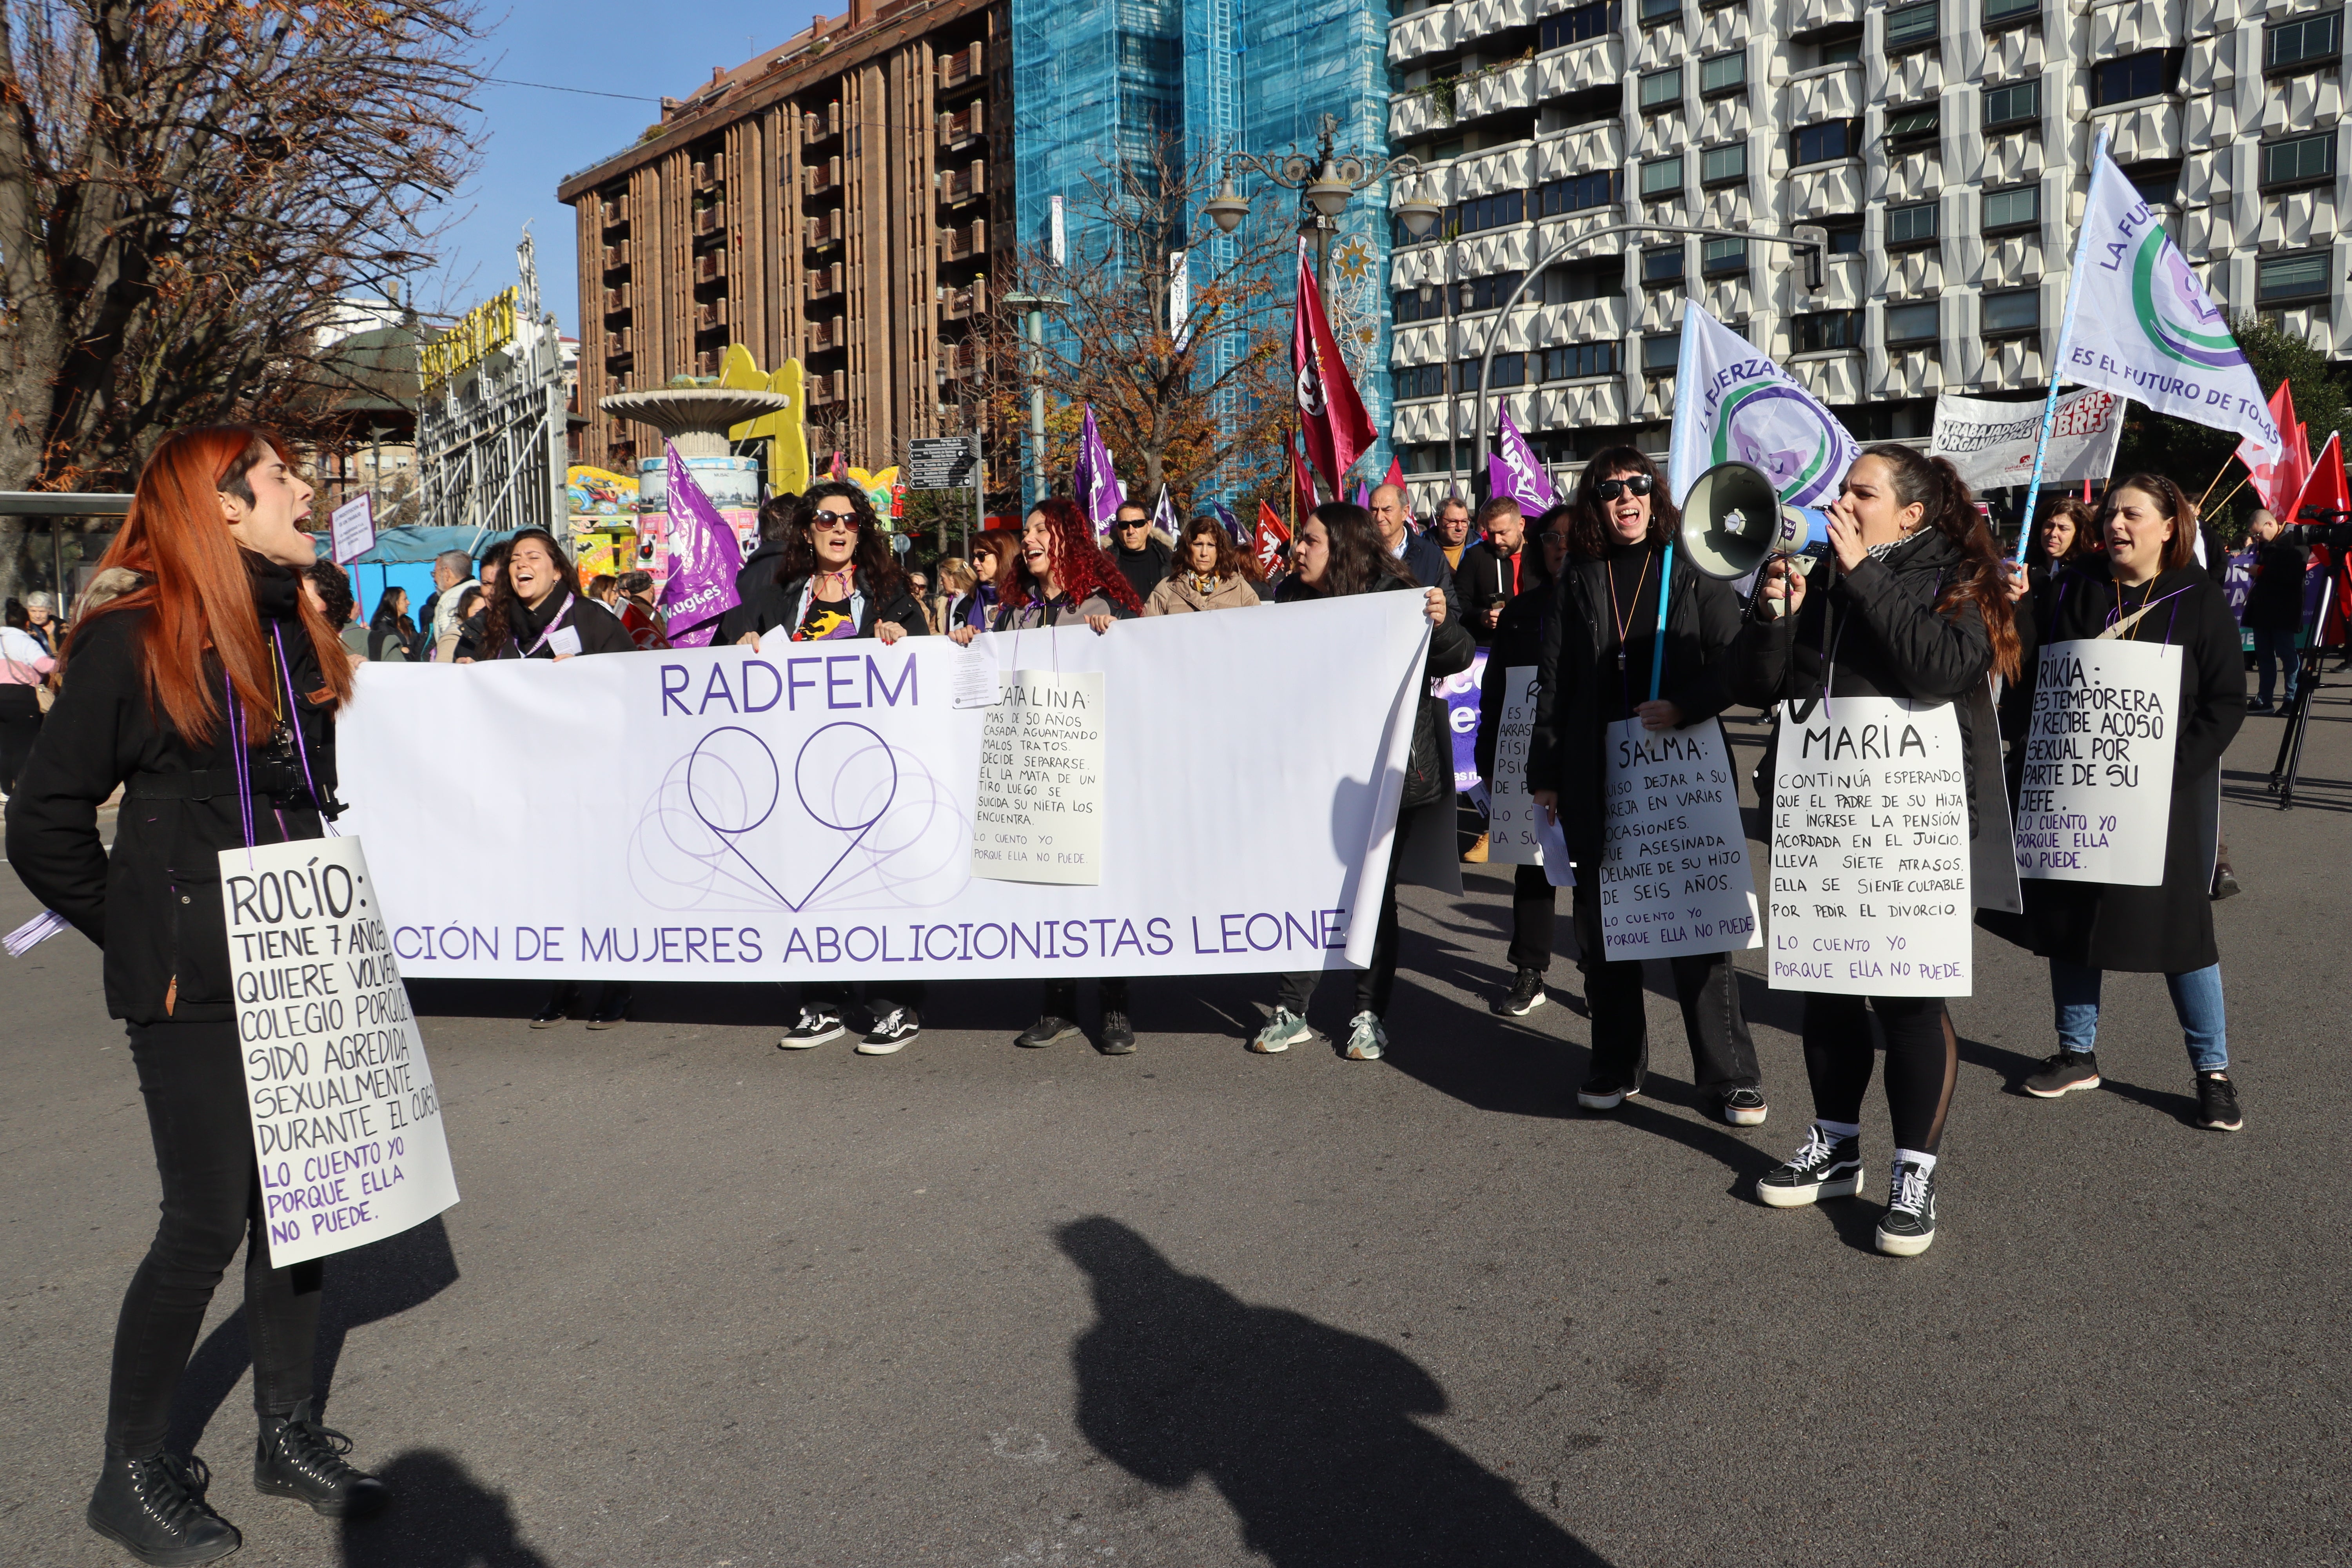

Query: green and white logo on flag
1667;301;1862;507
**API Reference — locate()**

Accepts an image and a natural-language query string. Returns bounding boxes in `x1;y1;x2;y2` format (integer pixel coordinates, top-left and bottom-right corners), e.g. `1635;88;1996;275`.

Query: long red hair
74;425;352;746
1020;497;1143;613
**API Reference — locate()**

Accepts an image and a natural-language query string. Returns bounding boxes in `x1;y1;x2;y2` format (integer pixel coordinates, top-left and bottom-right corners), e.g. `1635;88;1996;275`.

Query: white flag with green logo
1667;301;1861;508
2064;149;2282;470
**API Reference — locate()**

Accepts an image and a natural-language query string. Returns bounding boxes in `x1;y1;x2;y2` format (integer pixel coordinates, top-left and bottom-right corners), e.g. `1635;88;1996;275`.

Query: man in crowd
1107;502;1174;606
1457;497;1541;649
1434;496;1472;573
2244;508;2307;712
1370;483;1457;612
419;549;477;661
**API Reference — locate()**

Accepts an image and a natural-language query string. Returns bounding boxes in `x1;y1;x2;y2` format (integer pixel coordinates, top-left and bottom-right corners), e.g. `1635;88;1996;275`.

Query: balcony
808;368;848;406
806;156;841;196
802;101;842;145
811;261;845;300
938;161;986;206
692;156;725;192
694;250;726;284
695;298;729;333
602;284;630;314
940;278;987;319
810;317;845;354
937;104;984;149
938;40;985;91
1457;60;1537;122
936;340;979;382
1535;32;1624;98
601;244;626;272
604;327;632;357
940;218;987;263
1786;0;1862;31
1456;0;1537;49
804;210;842;249
1388;4;1462;68
693;202;727;238
599;197;628;229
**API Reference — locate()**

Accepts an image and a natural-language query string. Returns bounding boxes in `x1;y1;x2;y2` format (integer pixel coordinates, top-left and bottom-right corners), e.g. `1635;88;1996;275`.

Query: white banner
336;595;1431;980
2014;639;2180;885
1597;720;1760;959
1768;699;1972;996
1485;664;1545;865
1668;301;1862;508
1928;388;2124;492
219;837;459;1267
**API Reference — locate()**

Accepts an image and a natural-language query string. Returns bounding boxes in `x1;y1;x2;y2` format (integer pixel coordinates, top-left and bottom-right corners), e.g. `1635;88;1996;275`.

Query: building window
1982;288;2040;336
1885;301;1939;344
1883;1;1938;51
2127;162;2180;207
1394;364;1446;399
1791;310;1862;352
1465;271;1526;310
1700;142;1748;186
1542;171;1622;213
1699;51;1747;96
2267;12;2342;73
1642;245;1685;287
1982;79;2040;129
1394;290;1426;324
1818;32;1864;64
2256;251;2330;303
1641;155;1685;198
1642;331;1681;371
1884;104;1939;151
1639;0;1680;23
1540;0;1618;49
1488;352;1528;388
1824;218;1864;255
1454;190;1526;233
2260;133;2336;189
1791;119;1860;166
1702;237;1747;276
1639;67;1684;111
2092;49;2181;107
1542;341;1623;379
1982;185;2040;232
1982;0;2038;24
1886;201;1939;247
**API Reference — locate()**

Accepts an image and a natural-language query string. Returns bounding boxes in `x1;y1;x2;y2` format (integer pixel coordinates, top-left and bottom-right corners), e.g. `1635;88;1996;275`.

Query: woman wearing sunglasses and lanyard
1526;449;1766;1127
718;481;933;1054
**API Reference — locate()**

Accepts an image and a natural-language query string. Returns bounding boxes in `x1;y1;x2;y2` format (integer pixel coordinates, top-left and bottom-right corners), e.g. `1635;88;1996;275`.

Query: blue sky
415;4;800;335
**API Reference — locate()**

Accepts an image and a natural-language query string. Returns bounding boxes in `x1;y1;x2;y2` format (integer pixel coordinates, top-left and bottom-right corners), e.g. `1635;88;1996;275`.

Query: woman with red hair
5;427;393;1561
949;497;1145;1050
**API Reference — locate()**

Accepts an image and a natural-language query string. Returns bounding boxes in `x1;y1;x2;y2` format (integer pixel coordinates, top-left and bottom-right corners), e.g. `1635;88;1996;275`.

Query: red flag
1290;436;1320;526
1384;456;1406;494
2290;430;2347;525
1292;242;1376;495
2240;380;2311;516
1253;500;1290;576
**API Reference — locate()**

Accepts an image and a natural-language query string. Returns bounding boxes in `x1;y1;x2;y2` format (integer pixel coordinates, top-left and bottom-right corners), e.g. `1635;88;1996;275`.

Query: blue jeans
2050;958;2227;1072
2251;625;2298;705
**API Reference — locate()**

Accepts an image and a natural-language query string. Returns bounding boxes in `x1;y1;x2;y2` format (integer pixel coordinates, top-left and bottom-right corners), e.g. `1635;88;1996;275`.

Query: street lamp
1207;113;1422;300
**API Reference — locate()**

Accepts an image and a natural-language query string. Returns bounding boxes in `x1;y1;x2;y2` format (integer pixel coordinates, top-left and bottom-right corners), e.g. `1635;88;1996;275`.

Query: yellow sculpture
720;345;809;496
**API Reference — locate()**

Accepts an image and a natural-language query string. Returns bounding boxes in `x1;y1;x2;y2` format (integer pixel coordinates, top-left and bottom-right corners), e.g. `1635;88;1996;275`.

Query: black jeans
0;683;41;793
1507;862;1557;974
109;1020;321;1457
1800;993;1958;1154
1279;801;1418;1021
1042;978;1127;1020
1571;884;1759;1094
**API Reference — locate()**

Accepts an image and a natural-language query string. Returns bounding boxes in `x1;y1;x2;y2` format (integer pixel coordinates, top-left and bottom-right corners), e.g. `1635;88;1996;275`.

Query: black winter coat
1527;548;1742;869
1456;539;1546;648
1278;571;1474;809
2017;560;2245;973
1107;537;1175;606
3;558;341;1024
716;574;931;644
2243;538;2309;631
456;592;635;660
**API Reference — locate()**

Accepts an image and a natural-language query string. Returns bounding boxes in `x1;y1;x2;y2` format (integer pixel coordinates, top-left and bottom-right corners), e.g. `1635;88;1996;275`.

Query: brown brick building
557;0;1011;473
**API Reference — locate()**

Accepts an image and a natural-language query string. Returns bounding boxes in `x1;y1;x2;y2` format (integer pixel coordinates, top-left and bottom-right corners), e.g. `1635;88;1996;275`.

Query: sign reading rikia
1597;720;1760;959
218;838;459;1267
1768;699;1972;996
334;596;1433;979
2014;639;2180;885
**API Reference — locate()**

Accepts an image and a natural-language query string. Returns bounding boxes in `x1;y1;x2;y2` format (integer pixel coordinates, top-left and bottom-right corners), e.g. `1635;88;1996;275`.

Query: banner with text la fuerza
334;596;1432;982
2065;147;2281;471
1667;302;1862;509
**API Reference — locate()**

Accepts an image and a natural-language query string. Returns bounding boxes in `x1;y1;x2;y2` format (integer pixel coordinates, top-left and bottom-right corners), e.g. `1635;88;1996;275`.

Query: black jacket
1457;539;1546;648
2243;538;2309;631
1279;570;1474;809
1108;537;1174;606
736;537;792;603
1527;548;1742;869
2017;560;2246;973
4;558;341;1024
457;592;635;660
715;574;931;644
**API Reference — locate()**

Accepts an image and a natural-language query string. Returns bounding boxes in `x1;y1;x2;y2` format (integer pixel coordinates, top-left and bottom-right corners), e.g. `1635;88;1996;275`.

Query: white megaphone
1677;460;1837;580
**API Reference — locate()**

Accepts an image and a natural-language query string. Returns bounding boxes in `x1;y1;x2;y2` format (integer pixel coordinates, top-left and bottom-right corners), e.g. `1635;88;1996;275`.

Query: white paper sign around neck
1768;697;1972;996
1484;664;1546;865
2014;639;2181;886
971;669;1105;885
1598;719;1760;959
219;836;458;1266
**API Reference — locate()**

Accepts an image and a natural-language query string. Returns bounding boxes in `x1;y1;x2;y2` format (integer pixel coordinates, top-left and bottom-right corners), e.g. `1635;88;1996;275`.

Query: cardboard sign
2015;639;2181;886
329;493;376;566
1485;664;1545;865
1597;719;1760;959
972;670;1106;885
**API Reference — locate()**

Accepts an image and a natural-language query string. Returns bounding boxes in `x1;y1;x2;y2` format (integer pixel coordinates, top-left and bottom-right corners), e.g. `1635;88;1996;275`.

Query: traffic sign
906;435;980;490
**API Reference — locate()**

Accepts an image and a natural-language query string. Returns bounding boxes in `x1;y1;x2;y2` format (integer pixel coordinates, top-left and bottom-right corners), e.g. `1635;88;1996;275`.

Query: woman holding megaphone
1732;444;2019;1258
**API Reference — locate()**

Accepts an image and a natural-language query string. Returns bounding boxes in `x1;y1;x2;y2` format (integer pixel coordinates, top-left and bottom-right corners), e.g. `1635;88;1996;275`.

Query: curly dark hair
1174;513;1259;583
772;480;907;599
1299;501;1417;598
479;528;581;655
1566;446;1678;559
1016;498;1144;613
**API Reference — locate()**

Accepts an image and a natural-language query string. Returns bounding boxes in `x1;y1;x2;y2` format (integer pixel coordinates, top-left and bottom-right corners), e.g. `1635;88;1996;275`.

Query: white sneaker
778;1007;845;1049
1342;1011;1387;1061
1250;1007;1315;1054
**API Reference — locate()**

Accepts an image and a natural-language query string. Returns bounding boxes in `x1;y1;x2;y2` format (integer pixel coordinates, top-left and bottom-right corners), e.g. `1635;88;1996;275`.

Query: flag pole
2016;127;2111;563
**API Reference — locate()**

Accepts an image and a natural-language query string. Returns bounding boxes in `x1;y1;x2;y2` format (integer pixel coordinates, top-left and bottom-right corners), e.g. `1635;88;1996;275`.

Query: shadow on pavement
169;1216;460;1455
1056;1217;1613;1567
339;1449;551;1567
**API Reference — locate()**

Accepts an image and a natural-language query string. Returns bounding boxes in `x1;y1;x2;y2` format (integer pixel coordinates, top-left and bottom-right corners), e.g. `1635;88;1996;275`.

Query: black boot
87;1449;241;1566
253;1403;391;1519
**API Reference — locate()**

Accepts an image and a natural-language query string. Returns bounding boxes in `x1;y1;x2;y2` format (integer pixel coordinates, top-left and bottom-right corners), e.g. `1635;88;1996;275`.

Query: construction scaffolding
415;230;570;544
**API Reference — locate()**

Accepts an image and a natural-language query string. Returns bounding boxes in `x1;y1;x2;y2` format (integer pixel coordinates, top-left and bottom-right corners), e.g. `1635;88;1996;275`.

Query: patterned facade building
1383;0;2350;510
557;0;1011;472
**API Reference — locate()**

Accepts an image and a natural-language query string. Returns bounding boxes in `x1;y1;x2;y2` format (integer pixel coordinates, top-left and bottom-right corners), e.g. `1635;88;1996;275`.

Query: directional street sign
907;435;980;491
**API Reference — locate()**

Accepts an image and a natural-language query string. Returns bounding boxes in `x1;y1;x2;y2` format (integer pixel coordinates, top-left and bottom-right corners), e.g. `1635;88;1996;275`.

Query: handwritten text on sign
1768;698;1971;996
972;670;1106;885
1486;664;1545;865
219;837;459;1267
2016;639;2180;886
1598;719;1760;959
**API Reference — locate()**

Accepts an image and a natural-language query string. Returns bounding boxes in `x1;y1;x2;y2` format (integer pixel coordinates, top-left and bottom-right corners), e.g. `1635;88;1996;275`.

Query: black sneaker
586;985;632;1029
1575;1072;1641;1111
2211;865;2242;900
1016;1015;1084;1049
1492;968;1547;1017
1717;1087;1768;1127
857;1007;921;1056
1757;1125;1865;1208
2023;1049;2101;1098
1098;1010;1137;1054
87;1450;241;1566
253;1405;390;1518
778;1006;845;1050
1876;1159;1938;1256
2196;1071;2244;1132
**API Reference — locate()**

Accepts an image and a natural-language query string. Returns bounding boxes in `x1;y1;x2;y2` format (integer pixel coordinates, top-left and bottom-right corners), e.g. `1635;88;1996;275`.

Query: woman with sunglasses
1526;450;1765;1126
719;480;932;1053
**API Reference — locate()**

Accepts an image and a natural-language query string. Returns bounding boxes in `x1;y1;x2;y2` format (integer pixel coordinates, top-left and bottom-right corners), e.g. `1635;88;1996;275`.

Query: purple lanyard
272;624;335;835
515;593;575;657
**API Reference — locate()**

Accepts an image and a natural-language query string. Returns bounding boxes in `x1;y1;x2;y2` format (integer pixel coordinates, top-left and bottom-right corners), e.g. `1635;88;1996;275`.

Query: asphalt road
4;675;2348;1568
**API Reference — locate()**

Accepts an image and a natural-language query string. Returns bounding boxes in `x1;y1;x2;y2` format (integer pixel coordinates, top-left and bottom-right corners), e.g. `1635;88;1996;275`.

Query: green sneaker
1343;1011;1387;1061
1250;1007;1315;1054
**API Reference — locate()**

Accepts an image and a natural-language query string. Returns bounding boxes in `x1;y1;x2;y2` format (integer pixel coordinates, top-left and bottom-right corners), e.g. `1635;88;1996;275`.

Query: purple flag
1487;402;1555;514
1210;500;1243;550
658;440;744;648
1073;404;1126;543
1351;481;1371;509
1151;483;1178;540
